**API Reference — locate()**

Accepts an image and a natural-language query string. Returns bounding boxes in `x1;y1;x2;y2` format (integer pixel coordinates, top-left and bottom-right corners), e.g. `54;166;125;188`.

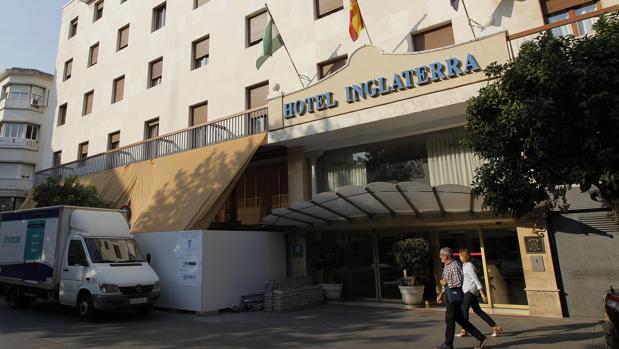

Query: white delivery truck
0;206;159;321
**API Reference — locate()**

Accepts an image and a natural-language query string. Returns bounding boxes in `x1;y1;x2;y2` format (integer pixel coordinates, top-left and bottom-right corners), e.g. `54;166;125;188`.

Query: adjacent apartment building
0;68;54;211
39;0;619;318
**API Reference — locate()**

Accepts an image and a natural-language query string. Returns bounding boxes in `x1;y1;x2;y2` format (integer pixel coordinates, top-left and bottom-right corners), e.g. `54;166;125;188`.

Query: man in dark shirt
435;247;488;349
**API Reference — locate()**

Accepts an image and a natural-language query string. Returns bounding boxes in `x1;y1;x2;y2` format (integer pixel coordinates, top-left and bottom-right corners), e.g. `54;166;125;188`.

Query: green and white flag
256;17;285;69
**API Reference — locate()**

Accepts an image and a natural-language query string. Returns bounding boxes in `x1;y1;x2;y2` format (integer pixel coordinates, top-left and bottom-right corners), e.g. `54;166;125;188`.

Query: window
412;23;455;51
117;24;130;50
88;43;99;67
246;81;269;109
152;2;166;32
145;118;159;139
24;124;39;140
190;101;208;126
82;90;94;115
57;104;68;126
318;55;348;80
112;76;125;103
542;0;598;37
68;240;88;266
0;123;24;138
69;17;78;38
148;58;163;88
121;0;127;3
195;0;209;9
93;1;104;22
315;0;343;19
247;10;267;47
53;151;62;167
64;59;73;80
192;36;210;69
78;142;89;160
108;131;120;150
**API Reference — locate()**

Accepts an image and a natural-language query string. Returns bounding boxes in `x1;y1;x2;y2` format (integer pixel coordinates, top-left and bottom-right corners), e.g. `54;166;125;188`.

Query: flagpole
265;3;305;88
355;0;373;45
461;0;477;38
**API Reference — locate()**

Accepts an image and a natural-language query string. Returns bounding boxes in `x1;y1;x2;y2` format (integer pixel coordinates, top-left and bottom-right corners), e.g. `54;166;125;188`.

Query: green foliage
308;239;344;282
32;176;108;208
392;238;431;285
465;12;619;217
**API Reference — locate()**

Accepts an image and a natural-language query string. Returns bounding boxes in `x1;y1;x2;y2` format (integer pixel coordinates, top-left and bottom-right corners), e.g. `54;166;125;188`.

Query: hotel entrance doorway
319;227;527;309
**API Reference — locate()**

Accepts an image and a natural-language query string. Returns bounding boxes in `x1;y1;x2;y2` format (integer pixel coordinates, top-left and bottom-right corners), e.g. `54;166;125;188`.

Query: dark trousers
462;291;497;327
445;301;485;347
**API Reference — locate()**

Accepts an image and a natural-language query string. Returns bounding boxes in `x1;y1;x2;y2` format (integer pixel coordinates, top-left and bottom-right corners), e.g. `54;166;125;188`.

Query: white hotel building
39;0;619;318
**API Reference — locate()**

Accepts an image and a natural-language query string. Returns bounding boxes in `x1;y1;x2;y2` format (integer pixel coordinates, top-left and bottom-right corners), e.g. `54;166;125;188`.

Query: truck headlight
153;281;160;291
99;284;121;294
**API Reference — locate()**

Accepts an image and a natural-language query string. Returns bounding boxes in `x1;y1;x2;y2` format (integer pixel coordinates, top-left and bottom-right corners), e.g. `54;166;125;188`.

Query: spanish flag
349;0;365;42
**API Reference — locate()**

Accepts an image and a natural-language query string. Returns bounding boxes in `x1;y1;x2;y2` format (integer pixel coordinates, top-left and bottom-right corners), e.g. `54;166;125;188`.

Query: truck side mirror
146;253;151;264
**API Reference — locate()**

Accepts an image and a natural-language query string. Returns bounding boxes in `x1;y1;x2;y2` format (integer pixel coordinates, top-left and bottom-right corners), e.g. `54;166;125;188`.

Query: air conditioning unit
31;95;41;107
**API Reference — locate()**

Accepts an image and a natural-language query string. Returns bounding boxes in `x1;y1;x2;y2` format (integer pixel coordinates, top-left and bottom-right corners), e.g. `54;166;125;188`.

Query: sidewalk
0;301;605;348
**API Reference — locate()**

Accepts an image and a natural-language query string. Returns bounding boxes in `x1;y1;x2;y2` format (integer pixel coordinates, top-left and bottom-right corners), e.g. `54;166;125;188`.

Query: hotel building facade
40;0;619;318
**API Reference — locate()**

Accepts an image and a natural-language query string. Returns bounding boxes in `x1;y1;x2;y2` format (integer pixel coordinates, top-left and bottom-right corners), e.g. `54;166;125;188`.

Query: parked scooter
605;286;619;348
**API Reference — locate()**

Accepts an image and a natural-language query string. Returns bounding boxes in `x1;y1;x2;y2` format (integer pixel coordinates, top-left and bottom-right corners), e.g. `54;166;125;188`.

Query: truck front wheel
8;287;29;309
77;293;97;322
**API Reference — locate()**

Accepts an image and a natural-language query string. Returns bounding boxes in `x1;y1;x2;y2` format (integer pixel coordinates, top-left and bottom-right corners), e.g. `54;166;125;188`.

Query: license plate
130;297;147;305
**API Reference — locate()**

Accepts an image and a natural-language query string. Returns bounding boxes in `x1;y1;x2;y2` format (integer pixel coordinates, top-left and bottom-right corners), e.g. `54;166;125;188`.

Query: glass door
482;229;528;307
350;233;377;300
438;230;486;299
376;233;402;301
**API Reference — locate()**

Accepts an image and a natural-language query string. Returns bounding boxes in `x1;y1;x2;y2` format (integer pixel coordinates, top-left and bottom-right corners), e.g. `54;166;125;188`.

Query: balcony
0;136;39;151
0;92;46;112
507;5;619;59
35;107;268;185
0;178;33;194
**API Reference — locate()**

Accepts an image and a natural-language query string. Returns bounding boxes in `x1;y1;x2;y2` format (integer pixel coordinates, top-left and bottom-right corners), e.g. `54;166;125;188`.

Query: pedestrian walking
456;248;503;338
435;247;488;349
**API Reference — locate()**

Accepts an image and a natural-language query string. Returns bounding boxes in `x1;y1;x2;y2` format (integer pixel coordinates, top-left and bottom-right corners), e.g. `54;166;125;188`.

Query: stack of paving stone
264;277;323;312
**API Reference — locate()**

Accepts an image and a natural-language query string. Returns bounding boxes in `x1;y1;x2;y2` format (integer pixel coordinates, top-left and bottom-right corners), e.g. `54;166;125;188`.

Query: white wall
52;0;551;162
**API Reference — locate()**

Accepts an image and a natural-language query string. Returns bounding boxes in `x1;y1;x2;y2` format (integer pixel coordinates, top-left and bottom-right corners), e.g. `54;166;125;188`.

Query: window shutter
151;59;163;79
194;37;210;60
66;60;73;77
90;44;99;65
249;11;268;44
80;143;89;157
248;82;269;109
319;56;347;80
413;23;455;51
191;103;208;125
119;26;129;48
85;92;94;114
111;132;120;144
317;0;343;17
114;77;124;102
543;0;595;14
195;0;209;8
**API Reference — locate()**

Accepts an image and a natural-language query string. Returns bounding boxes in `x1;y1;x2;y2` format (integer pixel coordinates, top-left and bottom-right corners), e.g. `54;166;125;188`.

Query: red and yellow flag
349;0;365;41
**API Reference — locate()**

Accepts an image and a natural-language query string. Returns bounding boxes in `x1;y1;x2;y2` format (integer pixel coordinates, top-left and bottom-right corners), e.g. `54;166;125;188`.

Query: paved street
0;301;606;349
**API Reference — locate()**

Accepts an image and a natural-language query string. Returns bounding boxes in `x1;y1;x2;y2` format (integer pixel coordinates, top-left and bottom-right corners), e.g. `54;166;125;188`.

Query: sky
0;0;68;75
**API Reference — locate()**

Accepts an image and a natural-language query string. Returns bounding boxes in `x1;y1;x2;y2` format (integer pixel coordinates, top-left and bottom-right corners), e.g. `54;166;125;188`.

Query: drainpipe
306;150;324;196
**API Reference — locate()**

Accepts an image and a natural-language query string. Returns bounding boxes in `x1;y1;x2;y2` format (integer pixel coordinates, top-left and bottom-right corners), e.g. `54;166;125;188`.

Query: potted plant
309;239;345;300
392;238;431;305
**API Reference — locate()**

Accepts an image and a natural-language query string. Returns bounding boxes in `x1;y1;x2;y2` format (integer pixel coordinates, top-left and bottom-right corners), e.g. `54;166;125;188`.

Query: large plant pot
398;285;425;305
321;283;343;300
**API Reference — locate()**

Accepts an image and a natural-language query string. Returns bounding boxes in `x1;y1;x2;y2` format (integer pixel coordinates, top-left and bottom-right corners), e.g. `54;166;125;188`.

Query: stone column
305;150;324;196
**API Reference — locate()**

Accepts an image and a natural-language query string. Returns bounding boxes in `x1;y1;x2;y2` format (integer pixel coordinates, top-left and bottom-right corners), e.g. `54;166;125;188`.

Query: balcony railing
507;5;619;59
0;136;39;151
35;107;268;185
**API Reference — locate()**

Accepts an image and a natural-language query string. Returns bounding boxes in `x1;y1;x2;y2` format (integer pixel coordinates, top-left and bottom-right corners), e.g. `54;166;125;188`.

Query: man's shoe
455;329;469;337
435;343;453;349
474;336;489;349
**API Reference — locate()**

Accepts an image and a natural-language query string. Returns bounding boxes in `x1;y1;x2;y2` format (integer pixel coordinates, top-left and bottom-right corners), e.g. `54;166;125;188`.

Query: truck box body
0;207;69;289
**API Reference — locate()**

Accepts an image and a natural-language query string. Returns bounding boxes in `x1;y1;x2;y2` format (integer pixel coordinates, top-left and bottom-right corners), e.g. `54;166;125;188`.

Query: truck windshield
85;238;146;263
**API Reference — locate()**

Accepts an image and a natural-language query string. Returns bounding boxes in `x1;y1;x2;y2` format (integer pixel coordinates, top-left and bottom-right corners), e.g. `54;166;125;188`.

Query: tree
465;12;619;218
32;176;107;208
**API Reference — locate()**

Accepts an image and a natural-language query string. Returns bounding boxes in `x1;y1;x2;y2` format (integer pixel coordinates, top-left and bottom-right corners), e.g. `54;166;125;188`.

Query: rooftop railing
507;5;619;59
35;107;268;185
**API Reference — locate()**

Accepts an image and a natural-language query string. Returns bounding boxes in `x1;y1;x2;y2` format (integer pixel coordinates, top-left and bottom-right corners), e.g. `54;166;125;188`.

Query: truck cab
59;209;159;321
